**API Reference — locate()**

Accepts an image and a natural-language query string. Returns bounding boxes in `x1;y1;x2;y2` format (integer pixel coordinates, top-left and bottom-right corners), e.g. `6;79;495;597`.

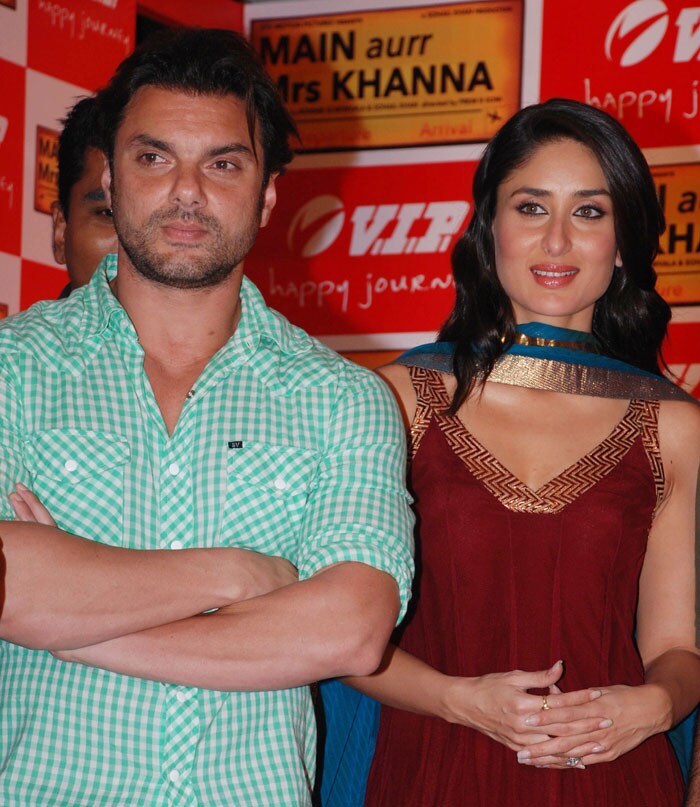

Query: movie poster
33;124;58;215
251;1;523;151
652;162;700;304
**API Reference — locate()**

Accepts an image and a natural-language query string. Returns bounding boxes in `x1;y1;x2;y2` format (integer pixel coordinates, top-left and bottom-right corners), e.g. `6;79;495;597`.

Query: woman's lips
530;264;579;288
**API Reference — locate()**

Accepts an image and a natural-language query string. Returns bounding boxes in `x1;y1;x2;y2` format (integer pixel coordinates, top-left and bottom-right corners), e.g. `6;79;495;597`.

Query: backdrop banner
245;159;476;348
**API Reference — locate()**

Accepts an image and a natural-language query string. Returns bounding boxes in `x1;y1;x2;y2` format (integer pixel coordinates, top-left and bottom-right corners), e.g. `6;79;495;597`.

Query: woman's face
492;138;621;332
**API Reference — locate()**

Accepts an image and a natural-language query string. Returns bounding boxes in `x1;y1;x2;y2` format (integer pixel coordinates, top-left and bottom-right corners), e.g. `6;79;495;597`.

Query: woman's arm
348;364;607;755
344;647;606;753
635;399;700;720
517;399;700;768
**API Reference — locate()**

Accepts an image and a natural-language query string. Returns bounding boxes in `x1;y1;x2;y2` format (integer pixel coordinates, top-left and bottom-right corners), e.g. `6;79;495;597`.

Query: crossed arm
0;495;297;650
0;367;413;691
1;490;401;689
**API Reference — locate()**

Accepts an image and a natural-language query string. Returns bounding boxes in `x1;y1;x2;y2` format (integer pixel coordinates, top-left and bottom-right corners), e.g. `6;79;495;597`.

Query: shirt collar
3;255;321;385
232;276;312;358
88;256;312;360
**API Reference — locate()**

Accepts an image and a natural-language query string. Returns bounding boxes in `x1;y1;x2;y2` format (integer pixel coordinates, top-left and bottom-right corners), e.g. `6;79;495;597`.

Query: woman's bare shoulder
658;398;700;443
657;398;700;482
376;363;417;428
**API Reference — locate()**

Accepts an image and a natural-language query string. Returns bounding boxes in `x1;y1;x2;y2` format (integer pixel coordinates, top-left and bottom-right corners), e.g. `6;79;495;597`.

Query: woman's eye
517;202;544;215
576;205;604;219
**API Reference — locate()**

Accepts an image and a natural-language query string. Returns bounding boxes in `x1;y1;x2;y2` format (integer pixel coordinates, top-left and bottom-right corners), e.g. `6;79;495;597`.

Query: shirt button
168;770;181;783
168;463;180;476
170;540;184;550
273;477;288;491
176;691;188;703
64;459;78;472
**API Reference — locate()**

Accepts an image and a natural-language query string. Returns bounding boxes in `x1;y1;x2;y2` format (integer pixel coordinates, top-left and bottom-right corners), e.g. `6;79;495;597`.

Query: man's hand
1;485;299;650
10;483;57;526
9;482;297;601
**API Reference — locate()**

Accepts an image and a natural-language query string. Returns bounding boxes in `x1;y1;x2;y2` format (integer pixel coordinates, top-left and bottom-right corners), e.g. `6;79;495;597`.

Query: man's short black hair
57;96;106;219
97;28;298;182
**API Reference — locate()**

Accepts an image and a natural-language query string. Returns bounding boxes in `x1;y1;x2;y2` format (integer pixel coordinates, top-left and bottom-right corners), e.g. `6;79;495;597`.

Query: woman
343;99;699;806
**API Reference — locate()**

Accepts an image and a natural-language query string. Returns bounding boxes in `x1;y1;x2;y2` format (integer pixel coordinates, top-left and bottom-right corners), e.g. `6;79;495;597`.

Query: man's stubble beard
111;185;264;291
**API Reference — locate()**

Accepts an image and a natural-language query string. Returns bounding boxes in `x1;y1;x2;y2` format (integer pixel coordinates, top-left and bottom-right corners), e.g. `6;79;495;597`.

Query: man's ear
259;173;278;229
101;157;113;207
51;201;67;265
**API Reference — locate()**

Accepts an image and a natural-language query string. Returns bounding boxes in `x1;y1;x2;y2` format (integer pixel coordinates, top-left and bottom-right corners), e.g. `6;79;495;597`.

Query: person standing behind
51;96;118;295
0;28;414;807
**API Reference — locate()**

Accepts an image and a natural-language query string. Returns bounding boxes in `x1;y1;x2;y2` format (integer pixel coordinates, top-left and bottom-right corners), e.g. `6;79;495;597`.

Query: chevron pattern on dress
438;399;647;514
638;399;665;515
408;367;452;460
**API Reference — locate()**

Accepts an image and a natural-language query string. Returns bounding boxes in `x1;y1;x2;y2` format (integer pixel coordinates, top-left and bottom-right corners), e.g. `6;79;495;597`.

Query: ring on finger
566;756;582;767
541;696;551;711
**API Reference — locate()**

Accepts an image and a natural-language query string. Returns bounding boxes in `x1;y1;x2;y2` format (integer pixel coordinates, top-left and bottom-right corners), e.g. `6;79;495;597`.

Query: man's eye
138;153;164;165
97;207;113;218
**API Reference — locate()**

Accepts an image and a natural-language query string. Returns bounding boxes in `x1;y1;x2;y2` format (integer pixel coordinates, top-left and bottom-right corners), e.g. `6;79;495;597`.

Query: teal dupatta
395;322;696;403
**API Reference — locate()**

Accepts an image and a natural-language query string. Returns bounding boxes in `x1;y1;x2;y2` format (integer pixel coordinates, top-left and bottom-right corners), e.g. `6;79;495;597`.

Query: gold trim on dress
489;355;692;402
512;333;599;353
407;368;658;515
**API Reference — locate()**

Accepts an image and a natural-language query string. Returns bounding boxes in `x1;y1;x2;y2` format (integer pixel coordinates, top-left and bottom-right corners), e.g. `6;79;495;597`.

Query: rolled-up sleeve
0;350;29;521
296;369;415;622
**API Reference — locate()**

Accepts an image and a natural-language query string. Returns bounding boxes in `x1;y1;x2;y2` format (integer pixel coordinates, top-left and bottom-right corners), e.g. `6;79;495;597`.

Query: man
51;95;118;294
0;29;414;806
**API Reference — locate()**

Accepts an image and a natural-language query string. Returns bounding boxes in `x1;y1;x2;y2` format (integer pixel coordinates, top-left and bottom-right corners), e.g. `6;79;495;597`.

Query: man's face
105;86;277;290
52;146;118;288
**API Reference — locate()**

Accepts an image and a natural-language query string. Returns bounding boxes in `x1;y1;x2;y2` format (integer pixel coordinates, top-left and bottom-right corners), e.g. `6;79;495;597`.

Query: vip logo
287;195;469;258
0;116;8;146
605;1;700;66
287;195;345;258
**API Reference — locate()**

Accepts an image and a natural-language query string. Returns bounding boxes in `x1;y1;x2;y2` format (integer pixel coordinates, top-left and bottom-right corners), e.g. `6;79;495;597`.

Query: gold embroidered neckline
512;333;600;353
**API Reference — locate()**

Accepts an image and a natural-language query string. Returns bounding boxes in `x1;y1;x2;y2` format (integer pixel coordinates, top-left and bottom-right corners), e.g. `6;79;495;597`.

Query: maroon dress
365;367;683;807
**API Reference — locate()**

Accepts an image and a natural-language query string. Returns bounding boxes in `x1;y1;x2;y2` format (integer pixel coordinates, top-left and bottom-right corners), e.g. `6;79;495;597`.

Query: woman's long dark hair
439;98;669;412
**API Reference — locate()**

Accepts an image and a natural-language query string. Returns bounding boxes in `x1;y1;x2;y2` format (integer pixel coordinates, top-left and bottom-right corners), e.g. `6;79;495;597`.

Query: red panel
665;319;700;398
28;0;136;90
0;58;24;256
139;0;242;30
541;0;700;148
665;320;700;363
20;259;68;310
245;160;476;339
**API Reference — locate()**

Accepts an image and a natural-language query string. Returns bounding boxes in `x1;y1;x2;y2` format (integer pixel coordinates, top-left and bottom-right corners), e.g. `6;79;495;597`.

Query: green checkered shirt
0;255;414;807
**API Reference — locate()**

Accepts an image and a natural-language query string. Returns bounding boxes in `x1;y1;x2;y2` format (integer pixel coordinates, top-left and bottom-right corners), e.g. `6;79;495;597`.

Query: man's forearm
54;562;399;690
0;522;295;650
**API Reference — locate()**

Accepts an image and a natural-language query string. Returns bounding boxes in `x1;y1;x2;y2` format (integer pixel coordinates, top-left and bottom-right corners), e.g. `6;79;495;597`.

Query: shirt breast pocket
223;442;318;558
23;429;131;546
